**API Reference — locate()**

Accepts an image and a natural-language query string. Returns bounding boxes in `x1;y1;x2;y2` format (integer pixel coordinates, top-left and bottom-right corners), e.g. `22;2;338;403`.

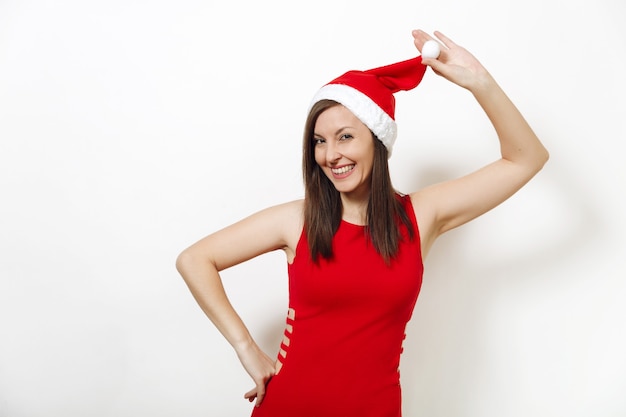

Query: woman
176;29;549;417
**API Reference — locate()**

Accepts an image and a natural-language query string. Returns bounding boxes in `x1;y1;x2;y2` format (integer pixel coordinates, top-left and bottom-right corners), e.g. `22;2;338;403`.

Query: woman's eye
339;134;353;141
313;138;325;145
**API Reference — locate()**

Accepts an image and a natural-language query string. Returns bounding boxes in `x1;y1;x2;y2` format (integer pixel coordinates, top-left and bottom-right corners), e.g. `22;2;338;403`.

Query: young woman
176;29;549;417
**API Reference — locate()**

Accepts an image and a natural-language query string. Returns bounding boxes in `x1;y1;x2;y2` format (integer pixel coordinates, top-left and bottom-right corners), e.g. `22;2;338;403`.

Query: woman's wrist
232;334;256;355
468;71;498;97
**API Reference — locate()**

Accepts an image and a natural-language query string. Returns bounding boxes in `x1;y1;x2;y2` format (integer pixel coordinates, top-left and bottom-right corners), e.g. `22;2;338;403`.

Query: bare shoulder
232;198;304;265
264;198;305;244
262;197;303;224
269;198;305;219
269;199;305;259
234;198;304;247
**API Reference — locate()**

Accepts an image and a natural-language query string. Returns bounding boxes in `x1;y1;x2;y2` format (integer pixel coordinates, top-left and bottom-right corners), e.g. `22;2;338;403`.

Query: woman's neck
340;193;369;225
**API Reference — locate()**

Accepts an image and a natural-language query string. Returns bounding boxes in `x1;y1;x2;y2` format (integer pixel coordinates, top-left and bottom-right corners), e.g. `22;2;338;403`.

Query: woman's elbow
176;248;196;277
536;145;550;172
525;141;549;174
176;246;218;279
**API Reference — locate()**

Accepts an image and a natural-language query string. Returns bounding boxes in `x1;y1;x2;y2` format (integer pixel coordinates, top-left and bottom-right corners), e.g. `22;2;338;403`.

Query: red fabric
327;56;426;120
251;195;424;417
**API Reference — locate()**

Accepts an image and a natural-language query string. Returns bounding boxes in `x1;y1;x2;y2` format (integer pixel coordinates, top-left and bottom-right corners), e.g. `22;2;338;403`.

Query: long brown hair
302;100;415;264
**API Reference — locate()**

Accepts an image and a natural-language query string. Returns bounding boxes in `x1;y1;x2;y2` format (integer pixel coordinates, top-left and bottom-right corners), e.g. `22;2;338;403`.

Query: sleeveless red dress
251;195;423;417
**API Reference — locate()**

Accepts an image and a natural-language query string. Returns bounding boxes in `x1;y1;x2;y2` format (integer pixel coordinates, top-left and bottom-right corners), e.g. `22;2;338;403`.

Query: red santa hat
308;55;428;157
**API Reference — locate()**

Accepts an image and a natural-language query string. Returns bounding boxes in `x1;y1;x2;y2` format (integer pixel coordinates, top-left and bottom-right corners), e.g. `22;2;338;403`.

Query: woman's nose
325;142;341;164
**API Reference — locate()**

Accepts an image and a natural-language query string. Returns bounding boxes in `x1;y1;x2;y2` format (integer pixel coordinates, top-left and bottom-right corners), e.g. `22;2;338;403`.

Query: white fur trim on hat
308;84;397;157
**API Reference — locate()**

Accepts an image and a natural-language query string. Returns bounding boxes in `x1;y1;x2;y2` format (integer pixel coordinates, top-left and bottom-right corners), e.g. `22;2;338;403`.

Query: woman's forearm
471;74;549;172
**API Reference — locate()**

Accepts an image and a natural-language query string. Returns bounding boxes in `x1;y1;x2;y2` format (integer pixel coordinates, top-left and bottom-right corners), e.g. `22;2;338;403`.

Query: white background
1;0;625;416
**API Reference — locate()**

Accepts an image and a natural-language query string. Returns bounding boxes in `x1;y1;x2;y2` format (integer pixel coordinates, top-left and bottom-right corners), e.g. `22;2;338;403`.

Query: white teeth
331;165;354;175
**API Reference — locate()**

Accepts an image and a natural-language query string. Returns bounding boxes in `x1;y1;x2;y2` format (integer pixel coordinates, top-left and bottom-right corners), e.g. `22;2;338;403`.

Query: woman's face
313;104;375;198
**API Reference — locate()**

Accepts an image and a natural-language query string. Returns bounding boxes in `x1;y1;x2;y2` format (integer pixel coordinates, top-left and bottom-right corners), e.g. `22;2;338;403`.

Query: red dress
251;195;424;417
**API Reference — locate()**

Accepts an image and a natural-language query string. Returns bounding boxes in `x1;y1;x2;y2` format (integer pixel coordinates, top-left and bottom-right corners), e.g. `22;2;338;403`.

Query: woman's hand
412;29;492;92
237;341;276;407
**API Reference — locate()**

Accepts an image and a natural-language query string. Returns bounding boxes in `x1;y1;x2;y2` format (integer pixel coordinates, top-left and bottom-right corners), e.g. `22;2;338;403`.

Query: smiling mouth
331;165;354;175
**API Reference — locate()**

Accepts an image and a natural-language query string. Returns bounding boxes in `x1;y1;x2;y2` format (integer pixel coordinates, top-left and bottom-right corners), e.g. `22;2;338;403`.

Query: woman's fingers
243;377;272;407
236;341;277;406
254;383;266;406
411;29;434;52
244;386;258;401
433;31;456;50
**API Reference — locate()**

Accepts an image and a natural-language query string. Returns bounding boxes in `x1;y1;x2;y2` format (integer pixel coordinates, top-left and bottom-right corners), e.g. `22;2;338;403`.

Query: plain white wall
1;0;624;416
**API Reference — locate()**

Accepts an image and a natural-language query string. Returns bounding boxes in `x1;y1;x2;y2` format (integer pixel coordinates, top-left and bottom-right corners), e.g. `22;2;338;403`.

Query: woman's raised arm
410;30;549;254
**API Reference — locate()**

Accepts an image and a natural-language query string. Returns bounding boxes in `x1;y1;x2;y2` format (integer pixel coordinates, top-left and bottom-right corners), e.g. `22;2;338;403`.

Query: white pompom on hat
308;54;430;157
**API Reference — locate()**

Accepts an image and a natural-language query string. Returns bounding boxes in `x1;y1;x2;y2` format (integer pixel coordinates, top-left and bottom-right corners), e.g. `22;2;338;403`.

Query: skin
175;29;549;407
312;104;376;225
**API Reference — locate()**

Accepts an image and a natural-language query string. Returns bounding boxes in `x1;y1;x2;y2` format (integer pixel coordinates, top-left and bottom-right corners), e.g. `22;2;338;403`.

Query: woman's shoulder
263;198;305;236
265;198;304;219
231;198;304;240
264;199;304;259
